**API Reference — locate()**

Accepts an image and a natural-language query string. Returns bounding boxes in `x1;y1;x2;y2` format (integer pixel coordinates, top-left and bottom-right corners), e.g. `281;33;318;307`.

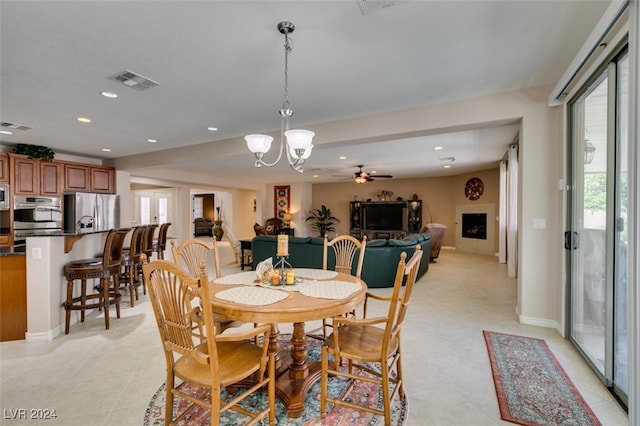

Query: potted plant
13;143;56;161
306;205;340;237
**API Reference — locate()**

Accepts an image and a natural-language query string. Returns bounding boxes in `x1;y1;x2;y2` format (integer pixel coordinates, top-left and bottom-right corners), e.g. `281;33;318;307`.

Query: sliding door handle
564;231;578;250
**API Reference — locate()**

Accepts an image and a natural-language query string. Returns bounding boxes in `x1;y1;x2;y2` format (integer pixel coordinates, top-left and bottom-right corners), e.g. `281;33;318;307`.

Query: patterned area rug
144;335;407;425
483;330;602;426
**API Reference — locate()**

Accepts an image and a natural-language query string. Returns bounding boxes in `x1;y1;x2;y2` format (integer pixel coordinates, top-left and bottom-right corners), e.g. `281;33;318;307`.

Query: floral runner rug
483;330;602;426
144;335;407;425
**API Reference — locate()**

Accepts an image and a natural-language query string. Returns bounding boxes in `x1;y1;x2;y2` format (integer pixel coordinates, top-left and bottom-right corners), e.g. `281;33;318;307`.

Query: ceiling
0;1;611;186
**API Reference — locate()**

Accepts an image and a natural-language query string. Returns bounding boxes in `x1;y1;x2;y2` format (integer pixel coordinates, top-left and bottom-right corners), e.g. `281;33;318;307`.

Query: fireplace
462;213;487;240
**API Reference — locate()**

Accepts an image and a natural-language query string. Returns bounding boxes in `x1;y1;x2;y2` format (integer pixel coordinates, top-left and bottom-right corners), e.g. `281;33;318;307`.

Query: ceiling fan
353;165;393;184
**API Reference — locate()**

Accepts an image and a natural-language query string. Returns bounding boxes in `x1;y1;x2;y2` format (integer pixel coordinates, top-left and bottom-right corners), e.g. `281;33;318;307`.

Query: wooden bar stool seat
63;228;130;334
119;225;146;307
152;222;171;260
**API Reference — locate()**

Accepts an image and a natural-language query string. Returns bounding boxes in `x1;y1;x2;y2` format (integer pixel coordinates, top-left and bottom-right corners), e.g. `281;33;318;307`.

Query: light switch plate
533;218;547;230
32;247;42;260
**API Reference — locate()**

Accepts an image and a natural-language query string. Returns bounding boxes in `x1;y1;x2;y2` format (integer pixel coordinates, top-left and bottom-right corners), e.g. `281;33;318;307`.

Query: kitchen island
0;246;27;341
21;231;110;341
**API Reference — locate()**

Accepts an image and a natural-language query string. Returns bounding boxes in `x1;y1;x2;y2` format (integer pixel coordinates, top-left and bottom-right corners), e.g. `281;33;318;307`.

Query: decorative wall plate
465;177;484;201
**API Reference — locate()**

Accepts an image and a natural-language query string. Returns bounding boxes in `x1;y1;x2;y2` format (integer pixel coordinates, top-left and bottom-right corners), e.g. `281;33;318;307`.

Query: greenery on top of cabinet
13;144;56;161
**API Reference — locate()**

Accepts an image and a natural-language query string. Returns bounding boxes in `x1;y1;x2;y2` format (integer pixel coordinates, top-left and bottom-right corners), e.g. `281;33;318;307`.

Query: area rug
143;335;407;425
483;330;601;426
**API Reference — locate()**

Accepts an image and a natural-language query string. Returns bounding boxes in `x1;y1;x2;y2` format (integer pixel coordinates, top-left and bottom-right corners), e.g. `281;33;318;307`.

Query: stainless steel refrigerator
64;192;120;233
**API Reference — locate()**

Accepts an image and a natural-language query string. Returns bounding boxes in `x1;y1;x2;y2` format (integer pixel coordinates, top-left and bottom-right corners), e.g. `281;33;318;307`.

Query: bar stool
63;228;130;334
152;222;171;259
141;224;158;294
120;225;146;307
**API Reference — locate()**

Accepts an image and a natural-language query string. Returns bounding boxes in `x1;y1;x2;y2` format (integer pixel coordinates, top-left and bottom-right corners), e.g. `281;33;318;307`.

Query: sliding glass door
567;48;628;405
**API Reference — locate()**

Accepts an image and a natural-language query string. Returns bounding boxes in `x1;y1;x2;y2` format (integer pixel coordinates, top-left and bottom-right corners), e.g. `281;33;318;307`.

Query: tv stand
349;200;421;240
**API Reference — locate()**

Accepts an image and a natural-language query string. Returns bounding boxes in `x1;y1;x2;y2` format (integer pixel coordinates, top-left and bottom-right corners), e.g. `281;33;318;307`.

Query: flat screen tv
363;203;405;230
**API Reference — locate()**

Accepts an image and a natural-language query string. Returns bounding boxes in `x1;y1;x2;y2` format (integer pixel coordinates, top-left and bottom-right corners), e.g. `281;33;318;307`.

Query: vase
212;221;224;241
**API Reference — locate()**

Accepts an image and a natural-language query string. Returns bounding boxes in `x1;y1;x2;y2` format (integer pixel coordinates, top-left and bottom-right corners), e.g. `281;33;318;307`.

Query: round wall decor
464;177;484;201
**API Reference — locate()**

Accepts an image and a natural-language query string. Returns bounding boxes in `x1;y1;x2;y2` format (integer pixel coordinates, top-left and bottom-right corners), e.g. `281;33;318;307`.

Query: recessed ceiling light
147;139;157;143
434;146;444;150
339;156;347;160
100;91;118;98
76;117;91;123
101;148;111;152
313;175;319;178
0;130;12;135
207;127;218;131
444;165;451;169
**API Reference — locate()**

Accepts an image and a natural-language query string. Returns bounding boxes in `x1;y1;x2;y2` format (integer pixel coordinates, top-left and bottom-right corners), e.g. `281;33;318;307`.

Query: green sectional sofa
251;233;431;288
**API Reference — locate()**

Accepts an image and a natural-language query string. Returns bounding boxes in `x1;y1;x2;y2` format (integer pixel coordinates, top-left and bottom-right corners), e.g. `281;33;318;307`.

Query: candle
285;269;294;285
277;234;289;257
271;271;280;285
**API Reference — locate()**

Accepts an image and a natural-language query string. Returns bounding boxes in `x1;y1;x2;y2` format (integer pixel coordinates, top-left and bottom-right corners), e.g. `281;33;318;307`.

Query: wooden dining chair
320;245;423;426
309;234;368;340
170;238;240;334
142;258;275;426
322;233;367;278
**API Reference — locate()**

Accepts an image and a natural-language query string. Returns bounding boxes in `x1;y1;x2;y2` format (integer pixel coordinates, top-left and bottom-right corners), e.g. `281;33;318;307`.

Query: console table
239;239;253;270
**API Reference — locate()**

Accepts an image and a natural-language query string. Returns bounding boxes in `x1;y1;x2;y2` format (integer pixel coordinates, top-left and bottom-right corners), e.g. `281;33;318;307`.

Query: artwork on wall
274;185;290;220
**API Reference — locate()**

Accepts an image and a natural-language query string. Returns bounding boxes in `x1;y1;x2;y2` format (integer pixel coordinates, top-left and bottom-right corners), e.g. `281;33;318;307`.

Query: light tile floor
0;243;629;425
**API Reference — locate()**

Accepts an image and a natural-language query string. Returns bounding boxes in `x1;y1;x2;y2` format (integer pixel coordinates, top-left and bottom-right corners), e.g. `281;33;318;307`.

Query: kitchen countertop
0;245;26;257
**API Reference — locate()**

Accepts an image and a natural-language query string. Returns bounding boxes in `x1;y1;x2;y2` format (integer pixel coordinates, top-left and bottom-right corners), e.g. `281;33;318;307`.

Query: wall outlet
31;247;42;260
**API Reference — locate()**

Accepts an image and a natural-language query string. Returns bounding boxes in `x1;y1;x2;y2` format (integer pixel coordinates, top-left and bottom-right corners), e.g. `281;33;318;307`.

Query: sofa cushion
366;239;388;247
387;238;417;247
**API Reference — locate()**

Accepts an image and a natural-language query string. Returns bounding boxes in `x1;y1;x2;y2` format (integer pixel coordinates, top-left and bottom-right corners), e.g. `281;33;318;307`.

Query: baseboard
25;326;60;342
517;312;559;329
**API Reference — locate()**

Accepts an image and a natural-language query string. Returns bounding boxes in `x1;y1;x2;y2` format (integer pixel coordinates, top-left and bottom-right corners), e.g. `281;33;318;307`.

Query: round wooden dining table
208;269;367;418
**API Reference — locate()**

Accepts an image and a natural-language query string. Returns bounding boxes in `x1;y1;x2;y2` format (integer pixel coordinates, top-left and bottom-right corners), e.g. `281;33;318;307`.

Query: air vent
1;122;32;131
356;0;397;15
108;70;160;90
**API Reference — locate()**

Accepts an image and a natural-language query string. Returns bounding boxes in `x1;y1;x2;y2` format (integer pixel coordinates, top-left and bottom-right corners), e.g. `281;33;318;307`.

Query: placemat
293;268;338;280
298;280;361;300
214;286;288;306
213;271;258;286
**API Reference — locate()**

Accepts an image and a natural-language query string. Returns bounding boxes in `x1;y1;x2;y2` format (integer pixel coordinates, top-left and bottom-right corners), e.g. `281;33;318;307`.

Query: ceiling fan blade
371;174;393;178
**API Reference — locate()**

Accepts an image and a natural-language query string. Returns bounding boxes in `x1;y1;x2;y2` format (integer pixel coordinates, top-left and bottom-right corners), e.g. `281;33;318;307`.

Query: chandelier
245;21;315;173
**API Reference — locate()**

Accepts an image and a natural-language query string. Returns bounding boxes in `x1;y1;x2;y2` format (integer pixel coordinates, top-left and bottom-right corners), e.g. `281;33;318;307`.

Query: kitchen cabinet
10;154;63;196
11;155;39;195
0;254;27;341
64;163;90;192
0;154;8;183
40;161;63;196
90;166;114;193
64;163;115;193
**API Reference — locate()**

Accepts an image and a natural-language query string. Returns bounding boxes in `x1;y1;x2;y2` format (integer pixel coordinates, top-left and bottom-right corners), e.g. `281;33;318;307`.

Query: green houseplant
306;205;340;237
14;143;56;161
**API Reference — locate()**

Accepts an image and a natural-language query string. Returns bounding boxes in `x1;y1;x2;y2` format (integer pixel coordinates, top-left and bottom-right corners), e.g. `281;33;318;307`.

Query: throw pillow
254;223;267;236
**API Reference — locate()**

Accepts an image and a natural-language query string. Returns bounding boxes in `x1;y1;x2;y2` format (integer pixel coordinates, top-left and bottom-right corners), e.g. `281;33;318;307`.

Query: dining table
208;267;367;418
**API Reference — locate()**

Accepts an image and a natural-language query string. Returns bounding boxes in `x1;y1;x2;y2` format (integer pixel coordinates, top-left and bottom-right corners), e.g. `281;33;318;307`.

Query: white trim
25;326;60;342
549;0;629;105
628;0;639;422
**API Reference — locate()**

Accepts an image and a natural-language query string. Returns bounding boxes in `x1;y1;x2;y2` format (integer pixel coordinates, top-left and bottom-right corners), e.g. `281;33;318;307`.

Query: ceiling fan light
245;134;273;154
354;176;367;184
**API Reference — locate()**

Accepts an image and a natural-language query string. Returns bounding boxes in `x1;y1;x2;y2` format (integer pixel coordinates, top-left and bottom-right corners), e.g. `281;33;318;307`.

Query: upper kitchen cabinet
11;155;39;195
0;154;9;183
63;163;115;193
40;162;63;196
90;166;114;193
10;154;63;196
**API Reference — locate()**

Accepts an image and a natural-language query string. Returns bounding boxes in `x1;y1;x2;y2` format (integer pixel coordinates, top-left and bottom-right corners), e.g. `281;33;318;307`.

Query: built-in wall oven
13;196;63;248
0;184;9;210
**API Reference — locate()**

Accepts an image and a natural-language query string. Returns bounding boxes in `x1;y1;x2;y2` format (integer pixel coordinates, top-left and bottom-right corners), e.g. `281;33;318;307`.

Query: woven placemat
293;268;338;280
214;286;288;306
298;280;361;300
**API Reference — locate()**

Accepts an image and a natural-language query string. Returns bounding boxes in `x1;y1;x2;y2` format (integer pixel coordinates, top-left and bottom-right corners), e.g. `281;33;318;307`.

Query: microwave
0;184;8;210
